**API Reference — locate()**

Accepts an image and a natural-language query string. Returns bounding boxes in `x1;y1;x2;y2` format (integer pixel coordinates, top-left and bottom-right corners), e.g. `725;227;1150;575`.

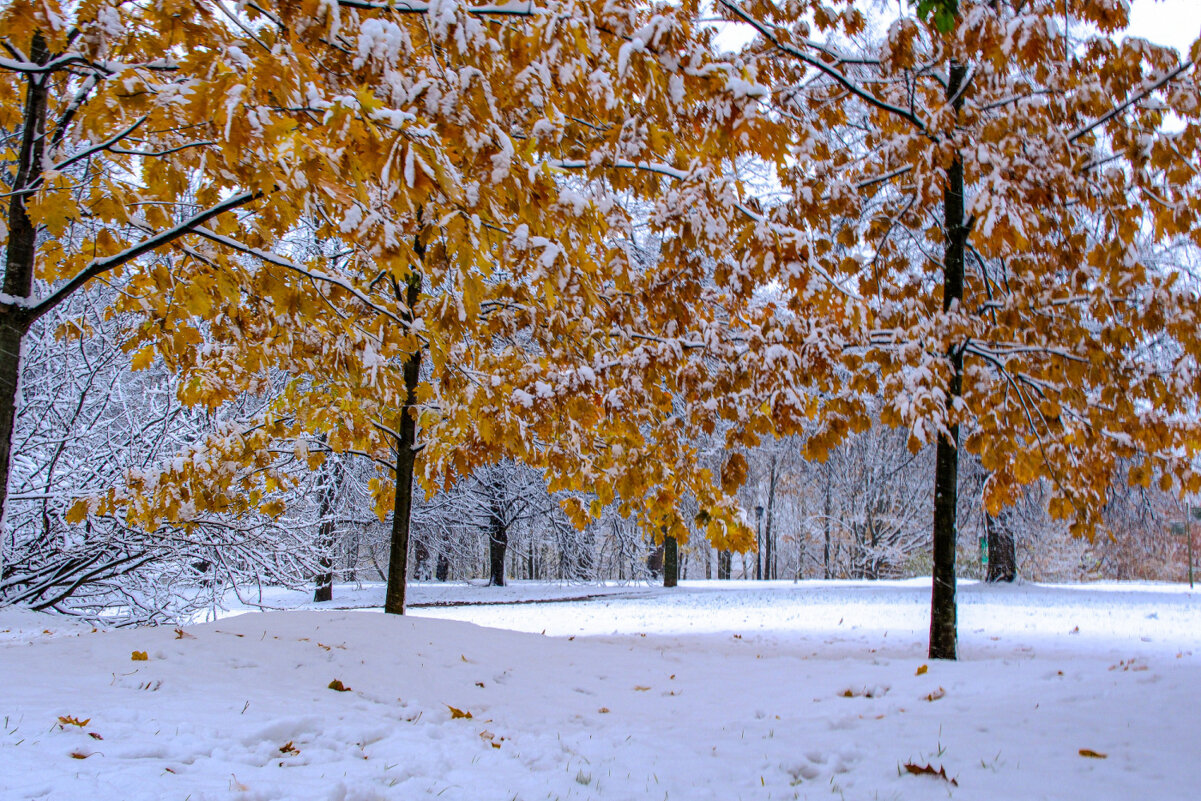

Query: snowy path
2;580;1199;800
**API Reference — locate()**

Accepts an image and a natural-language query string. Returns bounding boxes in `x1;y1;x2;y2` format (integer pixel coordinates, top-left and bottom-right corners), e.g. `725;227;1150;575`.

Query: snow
3;580;1199;800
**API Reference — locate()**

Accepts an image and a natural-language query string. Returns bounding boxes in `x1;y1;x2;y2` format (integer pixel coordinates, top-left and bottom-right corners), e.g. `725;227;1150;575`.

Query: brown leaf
88;732;103;740
328;679;352;692
597;707;610;714
130;651;148;661
924;687;946;702
58;715;90;728
279;741;299;754
903;762;957;786
173;628;195;640
447;705;472;720
633;685;651;692
1079;749;1108;759
69;751;91;760
915;664;928;676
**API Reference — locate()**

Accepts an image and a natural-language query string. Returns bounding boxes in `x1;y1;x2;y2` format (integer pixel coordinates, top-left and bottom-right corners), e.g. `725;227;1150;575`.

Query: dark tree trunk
985;511;1017;582
435;550;450;582
488;518;508;587
929;61;969;661
718;549;731;580
765;454;778;580
663;534;678;588
0;34;48;538
647;544;663;578
413;538;430;581
383;269;423;616
822;464;833;579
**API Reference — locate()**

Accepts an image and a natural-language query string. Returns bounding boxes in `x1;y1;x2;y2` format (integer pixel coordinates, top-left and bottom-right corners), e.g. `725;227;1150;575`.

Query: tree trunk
0;34;48;545
488;518;508;586
435;550;450;582
985;511;1017;582
413;538;430;581
765;454;778;580
718;549;731;580
383;269;423;616
663;534;678;588
822;463;833;579
929;60;969;661
313;458;342;602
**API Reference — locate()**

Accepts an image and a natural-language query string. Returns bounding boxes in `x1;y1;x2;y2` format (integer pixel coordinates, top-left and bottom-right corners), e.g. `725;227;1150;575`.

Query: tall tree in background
718;0;1201;658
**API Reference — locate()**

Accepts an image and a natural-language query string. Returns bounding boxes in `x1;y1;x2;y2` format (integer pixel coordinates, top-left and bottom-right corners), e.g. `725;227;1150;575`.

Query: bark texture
929;61;969;661
383;269;423;616
985;512;1017;583
0;33;48;540
663;534;678;588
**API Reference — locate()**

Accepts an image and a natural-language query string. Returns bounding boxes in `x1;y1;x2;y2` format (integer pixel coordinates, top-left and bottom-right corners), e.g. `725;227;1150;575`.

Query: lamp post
755;505;764;581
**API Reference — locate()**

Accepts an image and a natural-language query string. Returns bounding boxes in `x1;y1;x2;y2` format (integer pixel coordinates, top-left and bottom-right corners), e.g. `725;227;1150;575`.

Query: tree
61;0;784;617
0;0;438;600
718;0;1201;658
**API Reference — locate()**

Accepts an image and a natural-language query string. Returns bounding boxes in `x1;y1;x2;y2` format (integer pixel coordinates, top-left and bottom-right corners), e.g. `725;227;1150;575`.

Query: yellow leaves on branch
24;0;1200;551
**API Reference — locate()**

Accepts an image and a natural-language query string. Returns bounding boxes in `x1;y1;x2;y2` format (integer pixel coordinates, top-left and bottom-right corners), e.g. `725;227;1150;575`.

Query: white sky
1128;0;1201;54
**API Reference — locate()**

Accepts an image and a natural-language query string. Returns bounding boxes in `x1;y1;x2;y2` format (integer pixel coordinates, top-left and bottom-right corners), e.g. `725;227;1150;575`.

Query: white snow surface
2;580;1199;800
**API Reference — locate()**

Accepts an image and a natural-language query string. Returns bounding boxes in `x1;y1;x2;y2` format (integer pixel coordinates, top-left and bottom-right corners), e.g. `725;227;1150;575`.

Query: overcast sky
1128;0;1201;53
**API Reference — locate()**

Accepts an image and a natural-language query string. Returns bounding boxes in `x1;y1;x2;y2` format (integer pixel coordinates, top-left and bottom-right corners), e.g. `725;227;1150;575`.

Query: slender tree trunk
765;454;778;580
435;550;450;581
985;511;1017;582
929;61;969;661
718;549;731;580
0;34;48;548
822;464;833;579
663;533;678;588
488;518;508;586
383;268;423;615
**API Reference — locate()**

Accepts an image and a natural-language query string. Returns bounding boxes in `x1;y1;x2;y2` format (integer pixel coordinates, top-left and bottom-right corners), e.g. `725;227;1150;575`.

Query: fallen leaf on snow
69;751;92;760
915;664;928;676
1079;749;1108;759
633;685;651;692
173;628;194;640
279;741;299;754
903;762;957;786
88;732;103;740
598;707;610;714
58;715;90;728
447;705;473;720
328;679;352;692
924;687;946;702
130;651;148;661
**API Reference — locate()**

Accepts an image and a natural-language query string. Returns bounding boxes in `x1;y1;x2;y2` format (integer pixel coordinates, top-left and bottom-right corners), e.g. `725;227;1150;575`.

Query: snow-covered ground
2;580;1199;800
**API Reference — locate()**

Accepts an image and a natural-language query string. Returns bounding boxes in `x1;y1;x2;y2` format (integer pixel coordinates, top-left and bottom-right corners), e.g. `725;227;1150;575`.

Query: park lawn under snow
2;581;1199;801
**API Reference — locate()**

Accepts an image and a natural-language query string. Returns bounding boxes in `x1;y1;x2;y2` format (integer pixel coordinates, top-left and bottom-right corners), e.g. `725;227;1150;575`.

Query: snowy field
2;580;1199;800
